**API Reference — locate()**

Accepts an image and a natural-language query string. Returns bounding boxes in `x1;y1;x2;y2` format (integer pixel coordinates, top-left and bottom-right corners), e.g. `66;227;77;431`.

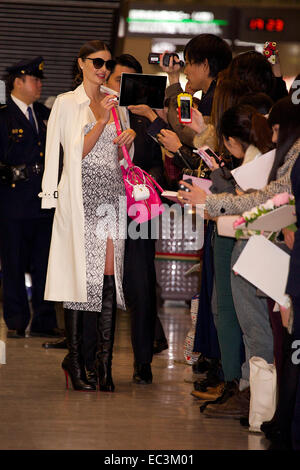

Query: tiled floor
0;303;269;450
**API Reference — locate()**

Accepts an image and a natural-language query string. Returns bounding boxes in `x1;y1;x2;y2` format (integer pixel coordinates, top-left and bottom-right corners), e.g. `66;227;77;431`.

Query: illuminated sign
248;18;285;32
240;7;300;41
127;9;228;36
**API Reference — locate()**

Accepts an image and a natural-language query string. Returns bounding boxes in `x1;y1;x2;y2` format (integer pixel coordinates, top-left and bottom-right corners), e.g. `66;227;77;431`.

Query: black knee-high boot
62;309;96;391
82;311;98;387
95;275;117;392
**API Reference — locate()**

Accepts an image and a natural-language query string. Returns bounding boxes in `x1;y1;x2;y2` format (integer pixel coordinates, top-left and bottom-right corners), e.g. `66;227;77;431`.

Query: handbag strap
111;107;134;168
111;106;164;193
126;167;146;186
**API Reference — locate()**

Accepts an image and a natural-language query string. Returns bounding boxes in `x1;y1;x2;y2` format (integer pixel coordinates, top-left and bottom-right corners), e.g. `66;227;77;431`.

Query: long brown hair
210;79;248;154
221;51;274;96
220;104;273;155
268;96;300;182
73;39;111;85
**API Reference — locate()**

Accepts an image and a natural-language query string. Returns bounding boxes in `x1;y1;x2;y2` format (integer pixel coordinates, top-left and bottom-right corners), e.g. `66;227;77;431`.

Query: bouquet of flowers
233;192;296;240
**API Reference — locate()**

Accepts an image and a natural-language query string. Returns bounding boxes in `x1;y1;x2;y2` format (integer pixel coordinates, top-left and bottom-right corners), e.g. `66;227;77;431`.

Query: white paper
239;205;296;232
161;190;182;204
183;175;212;194
217;215;241;238
231;149;276;191
232;235;290;306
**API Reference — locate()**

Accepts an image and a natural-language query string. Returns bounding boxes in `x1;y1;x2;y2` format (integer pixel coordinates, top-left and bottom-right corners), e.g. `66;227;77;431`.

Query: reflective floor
0;303;269;450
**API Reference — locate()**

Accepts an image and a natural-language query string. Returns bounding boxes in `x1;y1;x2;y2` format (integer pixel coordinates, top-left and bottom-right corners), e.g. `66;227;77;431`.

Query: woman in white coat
40;40;135;392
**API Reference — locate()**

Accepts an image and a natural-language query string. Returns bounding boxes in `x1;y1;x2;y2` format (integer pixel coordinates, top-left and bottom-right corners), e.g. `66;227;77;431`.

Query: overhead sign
125;4;300;43
126;7;230;37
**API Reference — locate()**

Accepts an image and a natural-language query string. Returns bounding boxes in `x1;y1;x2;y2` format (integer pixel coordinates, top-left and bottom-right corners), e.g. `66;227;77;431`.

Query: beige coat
40;83;93;302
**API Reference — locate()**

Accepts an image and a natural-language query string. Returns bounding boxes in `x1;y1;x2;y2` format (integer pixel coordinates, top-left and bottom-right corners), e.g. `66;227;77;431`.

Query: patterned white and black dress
64;121;126;312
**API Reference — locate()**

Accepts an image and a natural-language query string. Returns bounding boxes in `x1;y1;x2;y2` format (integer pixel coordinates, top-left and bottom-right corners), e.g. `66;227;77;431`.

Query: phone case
263;42;277;65
177;93;192;123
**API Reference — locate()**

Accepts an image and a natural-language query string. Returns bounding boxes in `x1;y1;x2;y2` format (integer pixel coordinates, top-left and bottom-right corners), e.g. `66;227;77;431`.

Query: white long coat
40;83;95;302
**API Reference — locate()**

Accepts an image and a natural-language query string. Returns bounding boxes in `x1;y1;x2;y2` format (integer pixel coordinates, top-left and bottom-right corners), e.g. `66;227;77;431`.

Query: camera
148;52;184;68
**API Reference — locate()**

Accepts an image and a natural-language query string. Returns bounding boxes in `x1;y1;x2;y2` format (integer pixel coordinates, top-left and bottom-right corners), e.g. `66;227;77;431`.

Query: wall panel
0;0;121;100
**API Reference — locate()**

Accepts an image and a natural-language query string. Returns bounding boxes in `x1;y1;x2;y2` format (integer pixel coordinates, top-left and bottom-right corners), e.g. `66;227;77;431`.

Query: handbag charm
132;184;150;202
126;167;151;201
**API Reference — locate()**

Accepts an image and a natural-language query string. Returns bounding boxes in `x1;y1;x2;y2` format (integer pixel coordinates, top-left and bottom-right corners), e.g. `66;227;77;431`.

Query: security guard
0;57;59;338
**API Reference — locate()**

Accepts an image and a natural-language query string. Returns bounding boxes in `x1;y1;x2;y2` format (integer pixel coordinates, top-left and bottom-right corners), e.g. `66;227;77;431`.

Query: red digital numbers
249;18;284;32
249;18;264;30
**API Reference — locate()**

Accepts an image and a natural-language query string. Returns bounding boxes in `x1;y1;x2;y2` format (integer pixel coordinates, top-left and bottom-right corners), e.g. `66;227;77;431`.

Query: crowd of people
0;32;300;450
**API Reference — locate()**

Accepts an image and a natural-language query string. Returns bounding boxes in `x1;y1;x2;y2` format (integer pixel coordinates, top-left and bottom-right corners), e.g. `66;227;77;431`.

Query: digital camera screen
119;73;167;109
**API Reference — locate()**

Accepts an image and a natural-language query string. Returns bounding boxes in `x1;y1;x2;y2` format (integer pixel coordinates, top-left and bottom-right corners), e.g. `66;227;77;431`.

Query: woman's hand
113;128;136;149
83;95;117;158
282;227;295;250
182;107;206;134
235;187;245;196
177;180;207;206
279;304;291;328
128;104;157;122
98;94;117;125
209;157;219;172
157;129;182;153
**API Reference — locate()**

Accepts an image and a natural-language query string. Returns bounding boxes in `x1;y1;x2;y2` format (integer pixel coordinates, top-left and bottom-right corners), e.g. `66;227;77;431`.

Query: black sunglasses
84;57;116;71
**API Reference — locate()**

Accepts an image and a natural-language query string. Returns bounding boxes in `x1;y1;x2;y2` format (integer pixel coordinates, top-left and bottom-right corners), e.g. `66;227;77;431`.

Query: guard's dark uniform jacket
0;97;51;218
0;97;57;333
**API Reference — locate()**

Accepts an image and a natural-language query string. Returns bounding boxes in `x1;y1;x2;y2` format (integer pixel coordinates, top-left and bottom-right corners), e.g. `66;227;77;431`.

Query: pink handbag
112;107;165;224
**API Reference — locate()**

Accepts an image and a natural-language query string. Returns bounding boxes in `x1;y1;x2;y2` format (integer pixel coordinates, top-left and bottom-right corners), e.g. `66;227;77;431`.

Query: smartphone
177;93;192;124
147;132;159;145
100;84;119;97
263;42;277;65
201;146;221;162
178;178;193;192
194;146;221;169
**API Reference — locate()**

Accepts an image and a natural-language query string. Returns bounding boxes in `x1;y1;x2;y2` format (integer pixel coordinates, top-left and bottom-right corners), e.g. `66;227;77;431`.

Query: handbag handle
111;107;134;168
141;168;164;193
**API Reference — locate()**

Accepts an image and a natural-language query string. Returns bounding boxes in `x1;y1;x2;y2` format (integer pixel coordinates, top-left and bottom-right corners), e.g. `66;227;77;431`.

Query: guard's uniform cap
6;56;45;79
